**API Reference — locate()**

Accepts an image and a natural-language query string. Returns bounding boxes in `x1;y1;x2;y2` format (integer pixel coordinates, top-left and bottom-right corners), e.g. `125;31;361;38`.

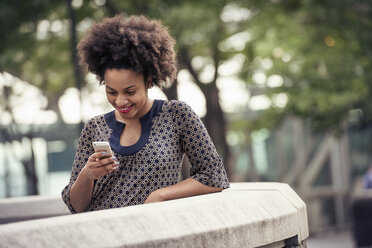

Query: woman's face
104;68;151;122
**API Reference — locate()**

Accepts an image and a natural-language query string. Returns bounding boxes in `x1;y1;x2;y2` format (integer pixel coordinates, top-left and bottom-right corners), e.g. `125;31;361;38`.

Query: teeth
119;106;130;111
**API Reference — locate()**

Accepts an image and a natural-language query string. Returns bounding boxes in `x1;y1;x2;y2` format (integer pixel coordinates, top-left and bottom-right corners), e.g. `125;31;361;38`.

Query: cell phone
93;141;113;157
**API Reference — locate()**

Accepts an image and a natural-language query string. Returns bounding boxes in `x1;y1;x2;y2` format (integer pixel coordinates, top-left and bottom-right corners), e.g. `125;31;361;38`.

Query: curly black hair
77;15;177;87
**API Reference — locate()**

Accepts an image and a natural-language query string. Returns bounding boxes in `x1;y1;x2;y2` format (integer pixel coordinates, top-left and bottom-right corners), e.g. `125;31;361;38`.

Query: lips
116;105;134;114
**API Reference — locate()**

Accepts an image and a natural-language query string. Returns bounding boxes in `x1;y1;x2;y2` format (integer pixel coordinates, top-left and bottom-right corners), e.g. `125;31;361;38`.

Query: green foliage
0;0;73;114
1;0;372;133
236;0;372;132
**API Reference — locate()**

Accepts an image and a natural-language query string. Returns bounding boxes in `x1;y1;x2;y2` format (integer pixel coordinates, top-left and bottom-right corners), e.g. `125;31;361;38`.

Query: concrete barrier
0;195;70;224
0;183;309;247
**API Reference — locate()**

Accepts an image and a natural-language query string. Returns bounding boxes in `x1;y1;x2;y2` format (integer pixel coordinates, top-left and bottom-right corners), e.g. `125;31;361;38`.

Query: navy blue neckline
104;99;164;156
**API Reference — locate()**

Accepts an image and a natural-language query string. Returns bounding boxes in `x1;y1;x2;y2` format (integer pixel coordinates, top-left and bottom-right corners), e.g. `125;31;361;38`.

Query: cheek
130;92;145;103
106;94;116;104
137;89;149;101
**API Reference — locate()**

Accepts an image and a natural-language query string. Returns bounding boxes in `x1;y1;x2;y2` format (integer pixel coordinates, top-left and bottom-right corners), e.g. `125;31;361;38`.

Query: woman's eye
107;91;117;95
127;91;135;95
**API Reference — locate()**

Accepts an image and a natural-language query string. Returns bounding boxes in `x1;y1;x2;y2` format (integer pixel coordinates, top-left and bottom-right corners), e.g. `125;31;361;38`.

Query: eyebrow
105;85;136;91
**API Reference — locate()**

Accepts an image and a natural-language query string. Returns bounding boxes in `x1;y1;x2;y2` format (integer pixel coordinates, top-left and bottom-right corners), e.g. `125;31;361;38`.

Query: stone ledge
0;183;309;248
0;195;70;224
225;182;309;243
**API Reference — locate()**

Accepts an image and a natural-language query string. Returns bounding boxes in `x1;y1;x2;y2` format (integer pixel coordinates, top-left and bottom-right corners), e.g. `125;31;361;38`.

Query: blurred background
1;0;372;246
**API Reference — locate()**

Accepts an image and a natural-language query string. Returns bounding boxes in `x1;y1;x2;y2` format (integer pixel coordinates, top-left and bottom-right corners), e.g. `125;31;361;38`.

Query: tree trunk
178;48;233;179
246;129;259;182
105;0;120;16
23;136;39;195
66;0;84;131
163;78;178;100
2;85;39;196
203;84;232;177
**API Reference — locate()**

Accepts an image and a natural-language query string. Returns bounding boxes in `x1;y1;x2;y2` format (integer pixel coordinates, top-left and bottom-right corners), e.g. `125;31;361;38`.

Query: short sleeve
177;101;230;189
61;119;96;213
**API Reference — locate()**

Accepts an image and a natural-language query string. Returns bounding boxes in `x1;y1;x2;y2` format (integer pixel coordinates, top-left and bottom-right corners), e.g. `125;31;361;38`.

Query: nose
115;94;129;106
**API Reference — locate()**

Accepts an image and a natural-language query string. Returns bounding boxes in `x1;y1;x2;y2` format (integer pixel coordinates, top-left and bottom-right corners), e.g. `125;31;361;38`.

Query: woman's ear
146;78;153;89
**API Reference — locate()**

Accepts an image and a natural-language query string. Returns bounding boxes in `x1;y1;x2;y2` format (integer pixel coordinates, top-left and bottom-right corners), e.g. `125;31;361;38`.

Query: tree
237;0;372;132
0;0;88;195
2;0;372;192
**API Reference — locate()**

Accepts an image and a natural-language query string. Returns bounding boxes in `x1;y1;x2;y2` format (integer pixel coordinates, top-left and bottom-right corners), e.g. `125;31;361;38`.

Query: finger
111;161;120;170
88;153;99;162
85;160;100;170
103;160;120;171
88;151;110;163
95;151;110;160
95;162;118;175
97;156;117;168
86;155;110;169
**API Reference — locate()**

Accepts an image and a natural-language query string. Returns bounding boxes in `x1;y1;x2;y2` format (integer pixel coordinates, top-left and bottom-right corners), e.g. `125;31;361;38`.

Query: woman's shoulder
84;112;112;128
162;100;194;113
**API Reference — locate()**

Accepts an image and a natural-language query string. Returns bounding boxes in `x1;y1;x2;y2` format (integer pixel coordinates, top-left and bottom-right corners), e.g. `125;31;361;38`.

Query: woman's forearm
145;178;222;203
69;168;95;213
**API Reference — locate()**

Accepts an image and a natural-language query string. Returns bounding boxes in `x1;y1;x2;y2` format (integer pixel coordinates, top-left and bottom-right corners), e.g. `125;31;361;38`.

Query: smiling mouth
117;105;133;113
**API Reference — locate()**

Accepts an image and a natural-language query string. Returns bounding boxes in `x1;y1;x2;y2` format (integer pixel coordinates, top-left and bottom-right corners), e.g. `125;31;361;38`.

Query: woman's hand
70;151;120;213
144;178;223;204
81;151;119;180
144;189;165;204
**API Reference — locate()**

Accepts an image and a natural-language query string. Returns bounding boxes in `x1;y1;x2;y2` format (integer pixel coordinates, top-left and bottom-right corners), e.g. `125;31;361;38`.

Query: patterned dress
61;100;230;213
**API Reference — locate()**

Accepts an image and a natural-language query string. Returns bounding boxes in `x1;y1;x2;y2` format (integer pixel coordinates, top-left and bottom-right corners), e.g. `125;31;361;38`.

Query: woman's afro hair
77;15;177;87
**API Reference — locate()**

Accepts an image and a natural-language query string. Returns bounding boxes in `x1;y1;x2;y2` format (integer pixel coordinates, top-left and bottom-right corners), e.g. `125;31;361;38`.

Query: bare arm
70;152;119;213
144;178;222;204
69;169;95;213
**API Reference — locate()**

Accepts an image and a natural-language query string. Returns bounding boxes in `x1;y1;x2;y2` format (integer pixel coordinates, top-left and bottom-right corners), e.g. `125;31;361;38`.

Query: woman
61;15;229;213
